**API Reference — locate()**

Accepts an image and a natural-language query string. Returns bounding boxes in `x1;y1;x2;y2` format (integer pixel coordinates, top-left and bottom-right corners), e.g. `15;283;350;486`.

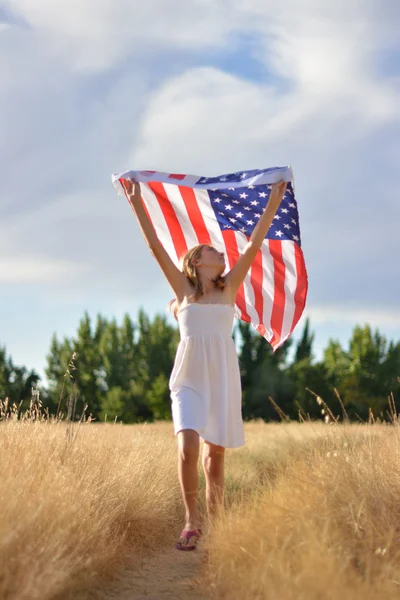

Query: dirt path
103;542;210;600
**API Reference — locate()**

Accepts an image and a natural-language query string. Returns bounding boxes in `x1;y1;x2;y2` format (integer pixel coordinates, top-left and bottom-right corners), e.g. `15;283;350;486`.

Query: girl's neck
199;272;219;293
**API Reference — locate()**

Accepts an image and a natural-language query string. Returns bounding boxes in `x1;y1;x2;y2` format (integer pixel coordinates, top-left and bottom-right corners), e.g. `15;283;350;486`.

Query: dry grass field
1;406;400;599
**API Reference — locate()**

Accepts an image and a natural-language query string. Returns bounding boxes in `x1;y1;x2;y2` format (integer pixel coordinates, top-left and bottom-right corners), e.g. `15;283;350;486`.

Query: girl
121;177;287;551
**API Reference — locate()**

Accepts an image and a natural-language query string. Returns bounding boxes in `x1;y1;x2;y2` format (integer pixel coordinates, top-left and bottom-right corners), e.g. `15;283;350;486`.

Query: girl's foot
175;528;202;551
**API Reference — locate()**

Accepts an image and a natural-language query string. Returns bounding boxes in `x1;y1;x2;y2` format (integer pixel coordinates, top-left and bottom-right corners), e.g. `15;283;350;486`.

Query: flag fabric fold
112;166;308;349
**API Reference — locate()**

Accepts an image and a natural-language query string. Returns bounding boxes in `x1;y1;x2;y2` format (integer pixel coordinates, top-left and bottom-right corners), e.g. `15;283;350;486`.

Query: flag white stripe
192;189;227;252
260;241;275;342
280;241;298;343
163;183;200;251
140;183;180;266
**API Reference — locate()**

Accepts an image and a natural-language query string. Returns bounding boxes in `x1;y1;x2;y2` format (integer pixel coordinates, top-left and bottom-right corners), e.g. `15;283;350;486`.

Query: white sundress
169;303;245;448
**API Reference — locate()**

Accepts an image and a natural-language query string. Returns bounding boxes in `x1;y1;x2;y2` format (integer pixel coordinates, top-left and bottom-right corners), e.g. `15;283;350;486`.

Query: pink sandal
175;529;202;551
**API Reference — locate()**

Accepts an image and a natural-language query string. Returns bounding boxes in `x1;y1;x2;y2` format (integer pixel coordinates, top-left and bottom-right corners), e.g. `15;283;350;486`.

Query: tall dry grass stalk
204;423;400;600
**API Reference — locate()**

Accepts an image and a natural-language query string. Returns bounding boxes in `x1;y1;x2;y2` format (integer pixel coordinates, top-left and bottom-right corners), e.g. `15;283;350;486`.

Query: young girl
121;177;287;551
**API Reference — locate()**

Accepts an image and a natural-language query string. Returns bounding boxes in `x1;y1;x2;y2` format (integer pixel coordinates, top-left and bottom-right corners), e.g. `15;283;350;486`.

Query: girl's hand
121;178;141;202
269;180;287;206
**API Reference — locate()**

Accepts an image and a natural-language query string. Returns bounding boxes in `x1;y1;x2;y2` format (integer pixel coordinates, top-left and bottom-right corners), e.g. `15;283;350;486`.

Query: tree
38;312;400;424
320;326;400;420
71;312;104;418
237;321;292;420
339;325;400;418
288;358;337;420
294;318;314;362
287;319;338;419
135;309;179;421
146;373;171;420
99;318;126;391
46;314;102;419
98;315;145;422
45;335;76;415
99;386;138;422
0;346;40;410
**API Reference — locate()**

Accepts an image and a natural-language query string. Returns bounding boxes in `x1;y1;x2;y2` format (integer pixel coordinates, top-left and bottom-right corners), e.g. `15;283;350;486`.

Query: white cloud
126;1;399;317
0;256;86;284
305;305;400;329
1;0;399;315
4;0;242;70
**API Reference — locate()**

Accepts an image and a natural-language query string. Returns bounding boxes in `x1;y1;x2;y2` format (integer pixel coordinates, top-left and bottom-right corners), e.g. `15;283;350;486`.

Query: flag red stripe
257;322;267;337
269;240;286;348
168;174;186;180
291;244;308;332
222;230;251;323
178;186;212;245
148;182;188;260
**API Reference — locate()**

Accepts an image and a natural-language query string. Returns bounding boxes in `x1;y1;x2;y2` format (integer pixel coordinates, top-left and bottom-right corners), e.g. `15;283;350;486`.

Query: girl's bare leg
177;429;201;530
202;441;225;520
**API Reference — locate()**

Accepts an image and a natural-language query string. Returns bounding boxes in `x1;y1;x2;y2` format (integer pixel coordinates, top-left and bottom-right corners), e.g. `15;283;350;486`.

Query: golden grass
1;415;400;599
0;420;183;599
205;423;400;599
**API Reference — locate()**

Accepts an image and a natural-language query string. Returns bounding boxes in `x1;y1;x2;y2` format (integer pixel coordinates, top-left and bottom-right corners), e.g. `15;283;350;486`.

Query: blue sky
1;0;399;381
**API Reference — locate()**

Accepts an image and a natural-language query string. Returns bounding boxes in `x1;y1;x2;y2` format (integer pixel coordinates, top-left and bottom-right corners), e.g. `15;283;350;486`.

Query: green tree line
1;310;399;422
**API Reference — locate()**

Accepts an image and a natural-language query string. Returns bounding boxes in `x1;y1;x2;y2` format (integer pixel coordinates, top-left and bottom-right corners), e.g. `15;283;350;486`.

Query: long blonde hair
168;244;226;319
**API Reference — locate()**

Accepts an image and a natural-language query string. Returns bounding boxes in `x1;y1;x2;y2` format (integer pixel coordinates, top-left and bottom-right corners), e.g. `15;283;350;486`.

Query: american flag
112;167;308;349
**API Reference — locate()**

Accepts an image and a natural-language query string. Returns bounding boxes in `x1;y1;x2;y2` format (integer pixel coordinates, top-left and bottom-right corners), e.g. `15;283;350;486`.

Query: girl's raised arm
121;179;189;299
225;180;287;294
